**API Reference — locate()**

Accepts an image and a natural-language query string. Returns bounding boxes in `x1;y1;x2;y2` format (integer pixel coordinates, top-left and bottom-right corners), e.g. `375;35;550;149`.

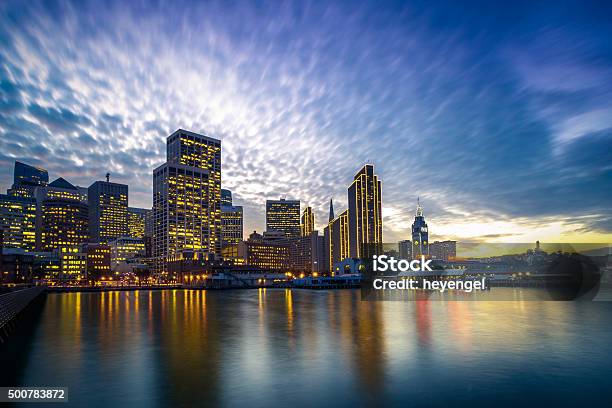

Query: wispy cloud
0;0;610;242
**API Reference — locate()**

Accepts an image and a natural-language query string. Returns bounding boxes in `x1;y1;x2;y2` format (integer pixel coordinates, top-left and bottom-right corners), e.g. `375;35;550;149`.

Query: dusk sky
0;0;611;243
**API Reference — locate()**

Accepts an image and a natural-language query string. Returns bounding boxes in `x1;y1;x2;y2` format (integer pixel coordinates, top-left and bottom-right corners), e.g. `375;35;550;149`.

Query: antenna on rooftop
106;172;110;182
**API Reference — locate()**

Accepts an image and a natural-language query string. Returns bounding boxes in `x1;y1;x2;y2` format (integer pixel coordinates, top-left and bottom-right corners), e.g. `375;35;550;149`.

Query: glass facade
0;194;37;251
88;181;128;244
266;199;300;238
348;164;382;258
153;129;221;274
301;206;315;237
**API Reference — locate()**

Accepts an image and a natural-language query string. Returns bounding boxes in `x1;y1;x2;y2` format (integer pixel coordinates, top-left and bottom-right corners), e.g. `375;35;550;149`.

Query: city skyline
1;1;611;243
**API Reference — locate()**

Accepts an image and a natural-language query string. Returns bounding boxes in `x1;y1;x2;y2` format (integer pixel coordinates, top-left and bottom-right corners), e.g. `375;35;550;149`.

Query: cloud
0;0;610;243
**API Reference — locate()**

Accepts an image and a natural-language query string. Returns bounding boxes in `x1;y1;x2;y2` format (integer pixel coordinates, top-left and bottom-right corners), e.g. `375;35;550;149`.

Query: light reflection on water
4;289;612;407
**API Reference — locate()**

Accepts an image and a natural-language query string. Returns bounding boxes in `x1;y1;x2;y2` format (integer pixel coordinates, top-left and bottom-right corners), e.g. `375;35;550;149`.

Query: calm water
3;289;612;407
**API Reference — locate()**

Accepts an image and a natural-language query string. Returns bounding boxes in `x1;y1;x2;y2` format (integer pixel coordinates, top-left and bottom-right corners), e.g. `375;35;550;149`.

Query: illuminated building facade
59;247;87;282
348;164;382;258
237;232;290;270
84;243;111;280
266;198;300;238
109;236;145;266
88;181;128;244
153;129;222;273
221;205;243;249
0;194;37;251
35;178;89;252
220;188;243;249
411;200;429;257
7;161;48;198
324;209;350;274
300;206;315;237
128;207;149;239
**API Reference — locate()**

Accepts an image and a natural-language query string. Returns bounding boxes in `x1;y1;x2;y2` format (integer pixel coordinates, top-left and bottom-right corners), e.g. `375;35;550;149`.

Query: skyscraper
7;161;48;198
88;180;128;244
220;189;243;249
127;207;149;239
348;164;382;258
221;189;233;206
301;206;315;237
266;198;300;238
411;199;429;257
153;129;221;273
36;178;89;252
325;209;350;274
0;194;37;251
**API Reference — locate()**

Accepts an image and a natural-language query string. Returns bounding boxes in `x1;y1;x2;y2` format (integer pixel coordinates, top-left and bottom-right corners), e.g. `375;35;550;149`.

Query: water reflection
2;289;612;407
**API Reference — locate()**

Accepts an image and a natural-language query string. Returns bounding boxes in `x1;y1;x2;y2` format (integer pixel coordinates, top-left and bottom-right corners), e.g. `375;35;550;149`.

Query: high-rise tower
266;198;300;238
348;164;382;258
153;129;221;274
88;180;128;244
301;206;315;237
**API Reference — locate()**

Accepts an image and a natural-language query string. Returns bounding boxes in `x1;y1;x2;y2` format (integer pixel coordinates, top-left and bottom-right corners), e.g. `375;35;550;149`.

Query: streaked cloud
0;0;610;243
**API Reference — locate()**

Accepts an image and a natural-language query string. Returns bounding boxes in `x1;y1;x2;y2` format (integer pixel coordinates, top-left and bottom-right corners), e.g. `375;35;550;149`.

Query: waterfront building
0;194;37;251
411;199;429;257
301;206;315;237
88;180;128;244
35;178;89;252
398;240;412;259
7;161;48;198
83;243;111;280
429;240;457;261
266;198;300;238
167;250;228;282
236;231;290;270
153;129;222;273
289;230;325;273
348;164;382;258
32;251;61;281
109;236;145;267
0;249;34;282
127;207;149;239
221;204;243;249
59;247;87;282
221;189;233;206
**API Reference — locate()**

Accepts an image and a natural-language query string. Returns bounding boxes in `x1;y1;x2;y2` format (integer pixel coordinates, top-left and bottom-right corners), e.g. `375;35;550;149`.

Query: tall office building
0;194;37;251
325;209;350;274
88;180;128;244
7;161;48;198
36;178;89;252
411;200;429;257
348;164;382;258
153;129;221;273
83;243;111;281
219;188;243;249
128;207;149;239
266;198;300;238
221;189;233;206
301;206;315;237
221;209;243;249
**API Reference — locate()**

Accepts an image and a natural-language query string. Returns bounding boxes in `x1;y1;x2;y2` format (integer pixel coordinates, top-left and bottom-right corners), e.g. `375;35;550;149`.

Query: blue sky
0;0;611;243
